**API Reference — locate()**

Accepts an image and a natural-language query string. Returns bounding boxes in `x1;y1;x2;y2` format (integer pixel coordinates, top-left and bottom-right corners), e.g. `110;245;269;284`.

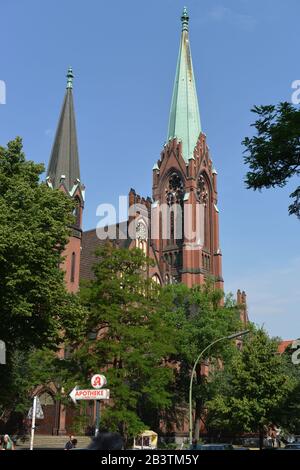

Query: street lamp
188;330;250;445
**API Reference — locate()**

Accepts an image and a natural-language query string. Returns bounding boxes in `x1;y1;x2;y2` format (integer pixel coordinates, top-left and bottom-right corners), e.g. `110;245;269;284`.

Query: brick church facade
38;8;248;435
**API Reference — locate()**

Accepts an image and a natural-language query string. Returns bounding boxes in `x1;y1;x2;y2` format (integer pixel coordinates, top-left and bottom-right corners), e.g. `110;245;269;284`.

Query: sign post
28;396;44;450
91;374;107;437
29;396;37;451
69;375;109;437
95;400;100;436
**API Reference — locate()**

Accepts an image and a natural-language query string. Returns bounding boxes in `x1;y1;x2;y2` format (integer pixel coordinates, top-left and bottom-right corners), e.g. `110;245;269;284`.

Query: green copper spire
66;67;74;89
167;7;201;162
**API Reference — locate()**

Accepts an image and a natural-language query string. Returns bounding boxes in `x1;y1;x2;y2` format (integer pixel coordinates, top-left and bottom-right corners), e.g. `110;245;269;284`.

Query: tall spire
47;67;80;191
167;7;201;162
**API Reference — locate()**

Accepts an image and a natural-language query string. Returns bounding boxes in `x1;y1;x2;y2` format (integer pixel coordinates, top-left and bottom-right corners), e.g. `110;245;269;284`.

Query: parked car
283;443;300;450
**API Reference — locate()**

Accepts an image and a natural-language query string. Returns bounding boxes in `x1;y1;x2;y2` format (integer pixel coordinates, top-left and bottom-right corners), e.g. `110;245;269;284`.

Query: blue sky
1;0;299;339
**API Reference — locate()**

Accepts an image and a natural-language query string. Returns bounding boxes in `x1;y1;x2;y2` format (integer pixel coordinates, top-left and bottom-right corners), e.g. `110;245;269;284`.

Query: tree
205;328;294;449
276;343;300;436
65;243;177;445
243;103;300;218
0;137;87;429
0;138;86;352
159;282;242;439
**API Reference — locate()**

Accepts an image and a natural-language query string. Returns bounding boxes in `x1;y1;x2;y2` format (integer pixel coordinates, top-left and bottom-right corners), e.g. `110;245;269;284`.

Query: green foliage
71;402;91;435
158;281;242;436
243;103;300;218
0;347;73;423
276;344;300;434
0;138;87;351
71;244;177;442
205;328;295;435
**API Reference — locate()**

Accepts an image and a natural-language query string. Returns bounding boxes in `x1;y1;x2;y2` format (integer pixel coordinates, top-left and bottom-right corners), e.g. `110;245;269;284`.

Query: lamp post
188;330;250;445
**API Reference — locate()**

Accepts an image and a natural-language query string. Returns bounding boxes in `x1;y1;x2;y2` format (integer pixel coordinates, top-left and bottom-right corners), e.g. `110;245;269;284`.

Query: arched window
136;221;147;255
165;172;184;244
39;392;54;406
71;252;76;283
73;197;81;227
197;173;211;250
138;239;147;255
170;211;174;241
152;274;161;285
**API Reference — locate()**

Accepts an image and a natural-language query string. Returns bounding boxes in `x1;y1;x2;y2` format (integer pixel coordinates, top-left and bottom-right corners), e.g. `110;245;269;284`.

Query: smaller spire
181;6;189;31
66;67;74;89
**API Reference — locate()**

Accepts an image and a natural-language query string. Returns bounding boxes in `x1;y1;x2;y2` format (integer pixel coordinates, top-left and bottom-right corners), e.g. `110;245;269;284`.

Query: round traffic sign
91;374;107;389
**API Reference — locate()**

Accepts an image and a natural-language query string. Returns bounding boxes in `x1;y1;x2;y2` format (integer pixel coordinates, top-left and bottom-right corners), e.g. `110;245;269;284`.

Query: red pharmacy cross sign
91;374;107;389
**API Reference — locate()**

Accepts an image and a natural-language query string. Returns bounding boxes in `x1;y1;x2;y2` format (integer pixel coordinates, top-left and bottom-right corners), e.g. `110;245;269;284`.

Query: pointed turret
47;67;81;191
167;7;201;162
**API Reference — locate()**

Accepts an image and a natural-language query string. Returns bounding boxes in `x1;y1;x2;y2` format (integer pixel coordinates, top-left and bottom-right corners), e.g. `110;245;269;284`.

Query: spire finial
181;6;189;31
66;67;74;89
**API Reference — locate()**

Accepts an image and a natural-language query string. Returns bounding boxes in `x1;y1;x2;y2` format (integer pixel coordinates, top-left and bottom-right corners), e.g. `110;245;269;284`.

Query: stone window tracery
197;174;209;206
136;221;147;255
165;173;184;206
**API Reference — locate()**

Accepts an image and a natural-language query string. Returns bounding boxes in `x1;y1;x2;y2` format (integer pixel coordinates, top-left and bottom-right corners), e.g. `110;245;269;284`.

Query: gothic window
136;221;147;255
139;240;147;255
165;172;184;242
152;274;161;285
71;252;76;283
39;392;54;406
165;274;170;284
170;211;174;241
202;253;211;272
197;174;209;206
197;173;211;250
165;173;184;206
73;197;81;227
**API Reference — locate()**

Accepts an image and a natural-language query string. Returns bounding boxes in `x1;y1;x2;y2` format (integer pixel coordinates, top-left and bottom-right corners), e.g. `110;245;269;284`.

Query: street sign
27;396;44;419
69;386;110;404
0;340;6;365
91;374;107;389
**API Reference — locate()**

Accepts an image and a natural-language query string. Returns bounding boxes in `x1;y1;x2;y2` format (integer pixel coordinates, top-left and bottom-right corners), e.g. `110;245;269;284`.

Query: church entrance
35;392;56;435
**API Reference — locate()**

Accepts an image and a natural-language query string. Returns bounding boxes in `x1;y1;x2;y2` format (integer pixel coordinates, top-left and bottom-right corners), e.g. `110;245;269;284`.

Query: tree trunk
194;400;202;440
194;364;203;440
259;426;264;450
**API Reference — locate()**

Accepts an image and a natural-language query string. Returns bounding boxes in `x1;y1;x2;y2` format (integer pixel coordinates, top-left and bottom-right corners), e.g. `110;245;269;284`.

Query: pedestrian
3;434;14;450
64;435;75;450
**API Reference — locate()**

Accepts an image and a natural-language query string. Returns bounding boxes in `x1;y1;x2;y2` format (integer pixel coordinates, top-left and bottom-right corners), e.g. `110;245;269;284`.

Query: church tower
46;68;84;293
152;8;223;289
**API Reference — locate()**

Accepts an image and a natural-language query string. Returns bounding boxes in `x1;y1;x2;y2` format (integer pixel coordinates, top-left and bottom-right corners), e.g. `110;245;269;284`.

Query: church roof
167;7;201;162
47;67;80;191
80;223;132;281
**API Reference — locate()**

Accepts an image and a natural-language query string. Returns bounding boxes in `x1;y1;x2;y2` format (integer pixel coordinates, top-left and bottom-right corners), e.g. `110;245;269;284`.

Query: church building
42;7;248;436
